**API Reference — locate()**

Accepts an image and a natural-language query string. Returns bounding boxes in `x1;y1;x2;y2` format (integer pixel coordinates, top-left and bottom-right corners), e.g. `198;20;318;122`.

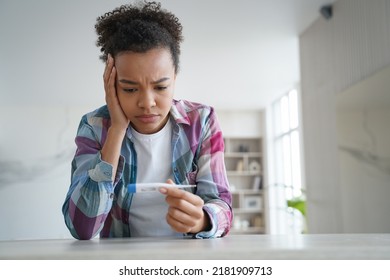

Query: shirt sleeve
191;108;233;239
62;116;124;240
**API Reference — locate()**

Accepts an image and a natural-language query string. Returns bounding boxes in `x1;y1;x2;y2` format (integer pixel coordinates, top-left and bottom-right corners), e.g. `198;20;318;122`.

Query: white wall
300;0;390;233
217;110;265;138
0;106;88;240
337;109;390;232
336;65;390;233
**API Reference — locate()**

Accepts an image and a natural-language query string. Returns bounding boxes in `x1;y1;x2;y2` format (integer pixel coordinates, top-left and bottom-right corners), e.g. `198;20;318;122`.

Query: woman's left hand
160;179;210;234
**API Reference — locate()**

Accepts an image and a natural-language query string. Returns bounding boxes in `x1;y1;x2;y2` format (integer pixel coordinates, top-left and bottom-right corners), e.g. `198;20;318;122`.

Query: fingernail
159;187;167;194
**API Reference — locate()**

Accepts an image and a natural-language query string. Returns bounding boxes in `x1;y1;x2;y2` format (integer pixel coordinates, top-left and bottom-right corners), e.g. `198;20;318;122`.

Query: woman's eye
156;86;168;91
123;88;137;93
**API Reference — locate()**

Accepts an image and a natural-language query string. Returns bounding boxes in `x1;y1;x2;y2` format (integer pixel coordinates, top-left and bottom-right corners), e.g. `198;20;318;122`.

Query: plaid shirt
62;99;232;239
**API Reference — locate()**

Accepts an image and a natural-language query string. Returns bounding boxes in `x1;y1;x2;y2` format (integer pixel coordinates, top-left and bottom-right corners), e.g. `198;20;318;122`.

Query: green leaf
287;197;306;217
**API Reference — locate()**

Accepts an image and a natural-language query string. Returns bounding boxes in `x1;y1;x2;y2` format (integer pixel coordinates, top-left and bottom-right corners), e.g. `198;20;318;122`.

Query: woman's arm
101;54;129;179
62;118;119;240
62;54;129;240
161;106;233;238
193;108;233;238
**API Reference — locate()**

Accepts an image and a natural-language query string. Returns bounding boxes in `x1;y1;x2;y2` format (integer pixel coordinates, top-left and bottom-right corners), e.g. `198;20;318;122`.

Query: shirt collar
169;99;191;126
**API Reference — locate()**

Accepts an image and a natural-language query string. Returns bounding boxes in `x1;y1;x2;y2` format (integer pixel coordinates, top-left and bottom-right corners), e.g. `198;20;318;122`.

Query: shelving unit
224;137;265;234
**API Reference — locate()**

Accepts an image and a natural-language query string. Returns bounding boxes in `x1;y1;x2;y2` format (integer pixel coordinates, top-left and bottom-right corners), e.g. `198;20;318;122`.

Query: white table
1;234;390;259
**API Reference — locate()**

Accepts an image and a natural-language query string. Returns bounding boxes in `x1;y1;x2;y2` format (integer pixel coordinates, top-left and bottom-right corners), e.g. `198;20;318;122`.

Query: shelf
224;135;265;234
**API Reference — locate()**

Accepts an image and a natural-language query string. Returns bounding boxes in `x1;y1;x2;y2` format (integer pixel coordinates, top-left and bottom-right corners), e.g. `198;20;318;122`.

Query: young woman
62;1;232;240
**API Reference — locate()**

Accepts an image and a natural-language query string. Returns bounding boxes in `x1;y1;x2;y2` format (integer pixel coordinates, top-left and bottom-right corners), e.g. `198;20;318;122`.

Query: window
269;89;305;234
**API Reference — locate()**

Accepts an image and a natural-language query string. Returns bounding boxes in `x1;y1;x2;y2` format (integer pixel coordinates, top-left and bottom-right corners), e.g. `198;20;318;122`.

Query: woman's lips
136;114;160;123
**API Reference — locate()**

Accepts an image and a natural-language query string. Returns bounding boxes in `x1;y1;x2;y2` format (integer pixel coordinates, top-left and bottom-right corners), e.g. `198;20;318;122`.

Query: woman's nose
137;90;156;109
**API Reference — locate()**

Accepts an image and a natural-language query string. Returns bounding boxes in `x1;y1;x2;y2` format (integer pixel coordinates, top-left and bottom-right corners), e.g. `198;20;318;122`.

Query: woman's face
115;48;176;134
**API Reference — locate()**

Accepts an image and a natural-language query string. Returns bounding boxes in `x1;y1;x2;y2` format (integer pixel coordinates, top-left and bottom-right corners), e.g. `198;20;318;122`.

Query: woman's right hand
103;54;129;132
101;54;128;179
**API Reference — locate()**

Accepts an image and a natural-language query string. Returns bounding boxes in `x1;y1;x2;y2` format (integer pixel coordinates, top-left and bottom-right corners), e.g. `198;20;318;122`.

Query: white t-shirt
129;119;181;237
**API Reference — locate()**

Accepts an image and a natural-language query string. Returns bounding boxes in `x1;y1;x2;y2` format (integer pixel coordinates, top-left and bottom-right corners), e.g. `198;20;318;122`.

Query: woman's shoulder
79;105;110;129
173;99;211;111
84;105;110;118
171;99;215;122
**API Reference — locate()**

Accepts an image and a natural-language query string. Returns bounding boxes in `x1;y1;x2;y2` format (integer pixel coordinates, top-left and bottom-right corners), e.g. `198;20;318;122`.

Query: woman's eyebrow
119;79;137;85
118;77;170;85
151;77;170;84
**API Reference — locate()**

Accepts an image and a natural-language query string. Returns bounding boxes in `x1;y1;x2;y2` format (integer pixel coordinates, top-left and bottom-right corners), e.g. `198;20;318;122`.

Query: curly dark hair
95;1;183;73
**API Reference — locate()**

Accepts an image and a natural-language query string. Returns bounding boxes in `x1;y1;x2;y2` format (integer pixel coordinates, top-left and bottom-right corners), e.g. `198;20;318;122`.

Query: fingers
160;179;203;210
166;203;207;233
167;201;204;222
166;211;196;233
159;180;206;233
160;184;203;207
102;54;128;130
107;66;116;98
166;178;174;185
103;54;114;85
104;54;116;99
166;202;205;233
165;190;204;210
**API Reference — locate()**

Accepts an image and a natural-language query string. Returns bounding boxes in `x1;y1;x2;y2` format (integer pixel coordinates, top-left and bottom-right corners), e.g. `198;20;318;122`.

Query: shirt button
109;193;114;199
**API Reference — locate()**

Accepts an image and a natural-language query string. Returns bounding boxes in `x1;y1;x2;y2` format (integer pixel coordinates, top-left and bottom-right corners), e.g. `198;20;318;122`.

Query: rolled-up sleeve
62;116;124;240
192;108;233;238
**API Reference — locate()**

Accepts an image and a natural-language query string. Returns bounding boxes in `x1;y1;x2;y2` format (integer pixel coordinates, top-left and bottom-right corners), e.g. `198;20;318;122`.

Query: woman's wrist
101;126;127;180
108;124;128;135
190;210;211;234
